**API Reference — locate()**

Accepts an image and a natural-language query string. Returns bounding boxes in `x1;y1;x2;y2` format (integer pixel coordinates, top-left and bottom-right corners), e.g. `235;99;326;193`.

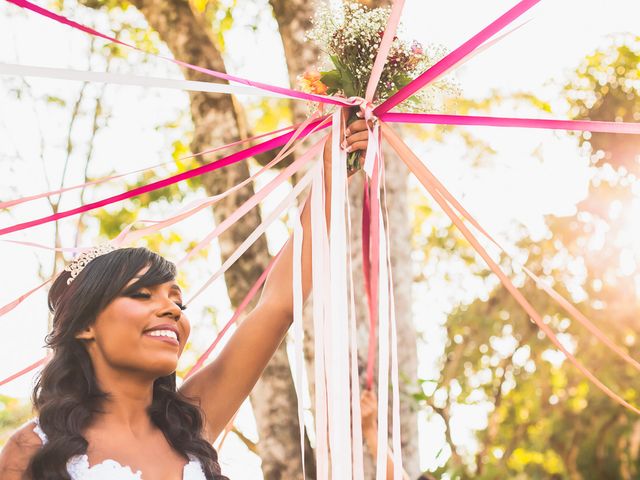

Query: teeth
147;329;178;341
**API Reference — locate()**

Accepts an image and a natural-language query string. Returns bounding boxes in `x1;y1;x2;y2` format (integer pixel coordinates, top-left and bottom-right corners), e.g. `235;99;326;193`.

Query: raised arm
180;114;370;439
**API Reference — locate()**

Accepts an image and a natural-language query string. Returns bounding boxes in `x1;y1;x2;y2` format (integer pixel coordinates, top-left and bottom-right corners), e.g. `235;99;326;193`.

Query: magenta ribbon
381;112;640;134
4;0;640;419
0;124;297;211
375;0;542;115
0;118;328;236
184;252;280;379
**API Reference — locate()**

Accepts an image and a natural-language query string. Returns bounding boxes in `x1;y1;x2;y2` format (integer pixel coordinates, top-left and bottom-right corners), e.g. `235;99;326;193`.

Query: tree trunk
349;145;419;478
383;144;419;478
103;0;418;477
269;0;320;125
125;1;308;478
270;0;420;477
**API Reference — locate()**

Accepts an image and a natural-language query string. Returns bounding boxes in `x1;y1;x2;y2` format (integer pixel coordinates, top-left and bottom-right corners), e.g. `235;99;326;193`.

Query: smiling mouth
144;329;179;346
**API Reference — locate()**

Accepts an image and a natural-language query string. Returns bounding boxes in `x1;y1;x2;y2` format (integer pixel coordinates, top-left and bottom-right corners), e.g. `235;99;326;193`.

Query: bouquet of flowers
300;2;460;170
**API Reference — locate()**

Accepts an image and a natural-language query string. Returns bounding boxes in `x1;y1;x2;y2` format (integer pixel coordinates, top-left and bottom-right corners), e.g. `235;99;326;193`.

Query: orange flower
312;80;328;95
304;70;321;82
298;70;328;95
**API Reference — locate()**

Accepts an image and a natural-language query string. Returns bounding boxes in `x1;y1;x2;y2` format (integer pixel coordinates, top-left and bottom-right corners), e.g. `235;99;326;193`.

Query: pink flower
411;41;424;56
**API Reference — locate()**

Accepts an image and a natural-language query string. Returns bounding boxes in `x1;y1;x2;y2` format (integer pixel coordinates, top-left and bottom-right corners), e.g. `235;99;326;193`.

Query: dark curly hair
28;247;227;480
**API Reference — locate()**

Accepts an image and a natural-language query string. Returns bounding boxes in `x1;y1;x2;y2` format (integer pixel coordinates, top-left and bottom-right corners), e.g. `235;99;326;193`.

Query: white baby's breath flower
306;1;461;113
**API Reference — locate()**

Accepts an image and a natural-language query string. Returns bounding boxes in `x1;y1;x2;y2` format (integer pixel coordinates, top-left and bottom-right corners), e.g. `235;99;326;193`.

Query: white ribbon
311;159;330;480
292;199;306;479
0;63;288;98
327;109;352;478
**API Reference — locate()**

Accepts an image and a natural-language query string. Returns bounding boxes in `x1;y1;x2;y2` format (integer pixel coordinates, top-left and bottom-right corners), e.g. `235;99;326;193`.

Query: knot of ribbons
346;96;379;125
6;0;640;421
343;96;380;177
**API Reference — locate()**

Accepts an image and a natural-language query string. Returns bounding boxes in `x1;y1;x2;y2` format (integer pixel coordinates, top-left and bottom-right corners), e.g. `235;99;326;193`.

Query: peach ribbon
382;121;640;415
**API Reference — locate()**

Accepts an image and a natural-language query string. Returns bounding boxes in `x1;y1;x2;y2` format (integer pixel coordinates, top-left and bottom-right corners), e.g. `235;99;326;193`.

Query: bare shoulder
0;421;41;480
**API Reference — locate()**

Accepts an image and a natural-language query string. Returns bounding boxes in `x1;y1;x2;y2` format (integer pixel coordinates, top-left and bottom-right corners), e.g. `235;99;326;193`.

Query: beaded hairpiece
64;244;116;285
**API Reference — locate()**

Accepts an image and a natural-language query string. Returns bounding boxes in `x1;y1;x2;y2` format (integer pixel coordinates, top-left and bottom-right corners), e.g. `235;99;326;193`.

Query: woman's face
79;267;191;378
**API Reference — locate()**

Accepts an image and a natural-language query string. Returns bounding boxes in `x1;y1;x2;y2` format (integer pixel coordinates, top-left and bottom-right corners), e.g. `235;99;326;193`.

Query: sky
0;0;639;476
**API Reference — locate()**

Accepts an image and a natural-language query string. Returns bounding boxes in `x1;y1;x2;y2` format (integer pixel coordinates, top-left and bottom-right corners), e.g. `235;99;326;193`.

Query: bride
0;117;371;480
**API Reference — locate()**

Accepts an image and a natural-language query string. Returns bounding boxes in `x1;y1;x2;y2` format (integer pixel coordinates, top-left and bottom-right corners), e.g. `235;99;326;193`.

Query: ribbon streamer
327;110;352;477
0;279;51;317
184;143;323;305
379;122;640;374
375;0;542;114
0;124;296;210
345;181;365;479
382;122;640;416
0;62;289;98
5;0;356;108
0;117;328;236
0;356;48;388
292;201;306;478
380;156;404;480
381;112;640;134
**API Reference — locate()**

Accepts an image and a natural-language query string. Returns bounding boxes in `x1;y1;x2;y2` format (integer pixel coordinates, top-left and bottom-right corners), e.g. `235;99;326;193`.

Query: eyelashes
129;292;151;299
129;292;187;311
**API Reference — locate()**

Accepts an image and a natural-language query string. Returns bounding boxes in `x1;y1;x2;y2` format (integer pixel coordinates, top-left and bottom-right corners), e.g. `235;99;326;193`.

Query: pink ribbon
363;146;381;390
0;279;51;317
0;124;297;211
375;0;542;115
0;118;329;236
310;160;330;480
381;112;640;134
365;0;405;103
345;188;365;479
184;253;280;379
5;0;356;108
0;355;49;387
382;122;640;415
123;115;328;249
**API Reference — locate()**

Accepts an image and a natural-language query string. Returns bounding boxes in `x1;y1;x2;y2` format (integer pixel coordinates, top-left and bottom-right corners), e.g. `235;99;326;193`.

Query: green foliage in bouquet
301;2;460;170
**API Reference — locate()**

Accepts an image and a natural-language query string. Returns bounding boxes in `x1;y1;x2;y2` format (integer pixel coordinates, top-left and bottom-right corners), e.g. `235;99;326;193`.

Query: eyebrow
124;277;182;292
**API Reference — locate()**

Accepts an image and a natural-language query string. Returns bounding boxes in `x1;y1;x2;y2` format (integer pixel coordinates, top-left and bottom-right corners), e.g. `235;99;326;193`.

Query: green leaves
319;69;342;94
319;55;360;98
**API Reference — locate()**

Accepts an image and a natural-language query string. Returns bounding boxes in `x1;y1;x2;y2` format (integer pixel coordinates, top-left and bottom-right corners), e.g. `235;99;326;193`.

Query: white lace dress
31;419;209;480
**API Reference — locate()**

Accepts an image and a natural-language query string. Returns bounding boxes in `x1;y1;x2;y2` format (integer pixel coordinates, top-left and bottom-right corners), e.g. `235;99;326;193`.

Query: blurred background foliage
1;1;639;478
416;35;640;480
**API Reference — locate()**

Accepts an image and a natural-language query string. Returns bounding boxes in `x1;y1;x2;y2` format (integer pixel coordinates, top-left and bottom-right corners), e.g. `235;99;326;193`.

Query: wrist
362;423;377;436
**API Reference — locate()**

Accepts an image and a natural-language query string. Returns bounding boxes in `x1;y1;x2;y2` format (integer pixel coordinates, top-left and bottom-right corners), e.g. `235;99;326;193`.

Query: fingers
344;131;368;152
346;119;368;134
360;389;378;412
345;118;375;135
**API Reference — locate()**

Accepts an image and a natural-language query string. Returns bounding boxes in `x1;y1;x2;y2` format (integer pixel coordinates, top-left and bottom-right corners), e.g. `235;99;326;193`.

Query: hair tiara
63;244;116;285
